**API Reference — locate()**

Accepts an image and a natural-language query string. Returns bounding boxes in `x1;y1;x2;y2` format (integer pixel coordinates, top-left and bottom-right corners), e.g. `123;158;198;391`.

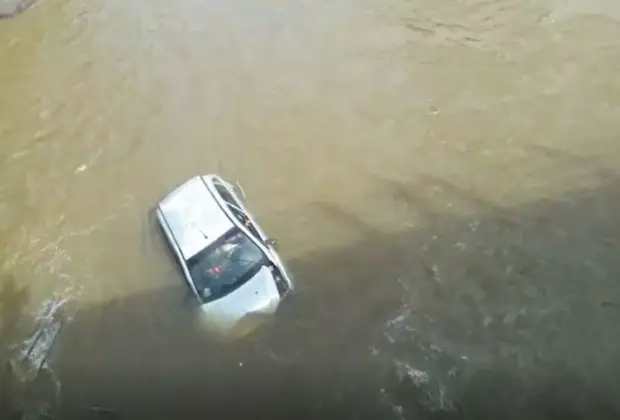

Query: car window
227;205;263;242
244;220;263;242
214;180;243;209
186;228;267;303
212;179;266;244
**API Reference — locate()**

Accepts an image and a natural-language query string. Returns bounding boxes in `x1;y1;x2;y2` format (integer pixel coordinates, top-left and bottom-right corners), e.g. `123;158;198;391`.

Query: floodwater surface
1;0;620;418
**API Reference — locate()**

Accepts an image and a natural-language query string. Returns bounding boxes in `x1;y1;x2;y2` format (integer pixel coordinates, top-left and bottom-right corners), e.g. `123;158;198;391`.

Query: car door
211;177;293;289
228;205;293;291
212;177;272;245
227;203;270;248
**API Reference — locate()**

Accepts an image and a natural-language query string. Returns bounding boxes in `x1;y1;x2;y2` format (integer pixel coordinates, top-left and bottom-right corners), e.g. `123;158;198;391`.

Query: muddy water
1;0;620;418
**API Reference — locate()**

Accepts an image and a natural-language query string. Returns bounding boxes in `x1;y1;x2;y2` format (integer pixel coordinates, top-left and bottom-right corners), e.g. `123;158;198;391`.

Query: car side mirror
265;238;278;249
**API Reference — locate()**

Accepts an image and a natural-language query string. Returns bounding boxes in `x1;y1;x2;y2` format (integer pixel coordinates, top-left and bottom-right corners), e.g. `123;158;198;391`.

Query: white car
155;174;294;337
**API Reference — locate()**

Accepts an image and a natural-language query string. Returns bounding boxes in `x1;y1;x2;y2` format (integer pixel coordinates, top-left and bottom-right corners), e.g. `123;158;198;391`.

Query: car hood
197;265;281;334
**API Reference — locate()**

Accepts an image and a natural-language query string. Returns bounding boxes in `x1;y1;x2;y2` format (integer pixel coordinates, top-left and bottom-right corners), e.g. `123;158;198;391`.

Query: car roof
157;175;236;259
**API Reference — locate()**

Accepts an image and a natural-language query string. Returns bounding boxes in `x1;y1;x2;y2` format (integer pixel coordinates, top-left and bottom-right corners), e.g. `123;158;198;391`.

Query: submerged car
155;174;294;337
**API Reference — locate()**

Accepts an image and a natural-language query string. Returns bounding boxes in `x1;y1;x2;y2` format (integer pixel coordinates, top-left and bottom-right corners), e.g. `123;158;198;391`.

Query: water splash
18;294;69;376
370;303;464;418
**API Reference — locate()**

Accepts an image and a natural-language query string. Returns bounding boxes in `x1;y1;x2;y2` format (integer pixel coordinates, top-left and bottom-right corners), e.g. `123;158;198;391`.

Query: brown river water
1;0;620;418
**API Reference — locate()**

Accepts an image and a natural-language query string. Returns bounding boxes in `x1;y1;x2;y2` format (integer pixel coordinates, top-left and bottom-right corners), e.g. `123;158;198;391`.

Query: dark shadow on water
39;170;620;419
0;274;31;419
0;274;31;358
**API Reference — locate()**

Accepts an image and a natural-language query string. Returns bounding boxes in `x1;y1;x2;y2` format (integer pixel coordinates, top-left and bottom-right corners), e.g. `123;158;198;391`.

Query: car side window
213;179;267;244
227;205;263;243
244;220;263;242
214;182;242;209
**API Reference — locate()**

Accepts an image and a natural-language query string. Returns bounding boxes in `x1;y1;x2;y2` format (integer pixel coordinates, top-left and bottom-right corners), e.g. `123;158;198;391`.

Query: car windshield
186;227;267;303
